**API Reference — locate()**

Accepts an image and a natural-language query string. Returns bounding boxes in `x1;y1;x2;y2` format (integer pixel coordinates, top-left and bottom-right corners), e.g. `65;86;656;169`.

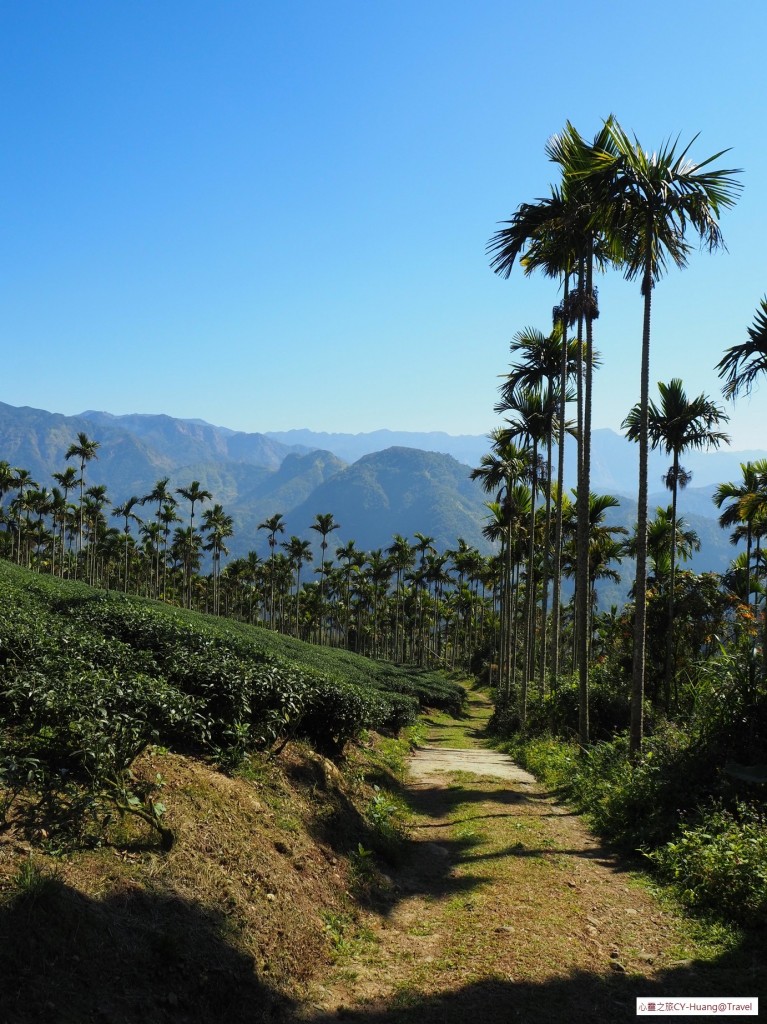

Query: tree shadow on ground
299;937;766;1024
397;777;642;888
405;778;553;819
0;870;292;1024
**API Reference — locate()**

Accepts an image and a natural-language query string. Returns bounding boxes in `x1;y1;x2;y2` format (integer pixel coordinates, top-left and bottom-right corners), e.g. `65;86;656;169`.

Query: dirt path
300;689;750;1023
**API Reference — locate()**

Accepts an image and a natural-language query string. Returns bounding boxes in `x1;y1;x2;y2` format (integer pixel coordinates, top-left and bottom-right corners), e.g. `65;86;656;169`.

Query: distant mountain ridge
264;428;492;468
0;402;759;584
80;409;300;470
0;403;494;559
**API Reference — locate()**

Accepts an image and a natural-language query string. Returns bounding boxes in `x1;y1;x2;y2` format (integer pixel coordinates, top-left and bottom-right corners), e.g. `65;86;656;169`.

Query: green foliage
365;785;408;859
649;803;767;925
498;638;767;928
500;734;579;790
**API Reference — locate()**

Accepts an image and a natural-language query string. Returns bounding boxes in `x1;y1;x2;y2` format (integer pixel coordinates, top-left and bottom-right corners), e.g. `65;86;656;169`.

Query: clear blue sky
2;1;765;450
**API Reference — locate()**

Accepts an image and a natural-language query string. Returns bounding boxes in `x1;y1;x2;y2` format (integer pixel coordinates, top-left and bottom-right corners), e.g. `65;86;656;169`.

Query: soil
298;688;764;1023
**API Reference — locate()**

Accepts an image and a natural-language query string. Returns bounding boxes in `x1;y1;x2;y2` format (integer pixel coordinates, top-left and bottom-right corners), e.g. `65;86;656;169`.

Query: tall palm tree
489;124;617;706
412;533;436;664
258;513;286;628
386;534;414;662
112;496;143;593
282;535;313;636
175;481;212;605
65;431;100;572
202;504;234;615
9;469;38;565
336;540;363;648
365;548;392;658
562;492;627;654
170;526;203;606
310;513;340;643
582;118;741;755
52;465;80;570
498;324;581;689
718;297;767;400
714;461;767;607
141;477;173;594
624;378;729;706
472;435;534;694
496;385;560;726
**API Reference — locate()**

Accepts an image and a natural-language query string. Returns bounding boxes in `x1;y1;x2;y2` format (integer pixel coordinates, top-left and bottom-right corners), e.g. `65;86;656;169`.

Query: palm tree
158;501;181;599
412;533;436;664
472;435;534;693
718;297;767;400
83;484;110;585
489;125;618;707
25;487;52;572
336;540;363;648
202;504;234;615
175;481;212;605
496;384;560;725
282;535;313;636
52;465;80;571
170;526;203;605
364;549;391;658
176;480;212;534
310;513;340;642
498;324;581;689
386;534;415;662
139;520;162;594
258;513;286;628
46;487;69;577
582;118;741;755
112;496;143;593
624;378;729;706
65;431;100;572
714;461;767;607
9;469;38;566
562;492;627;654
141;477;173;594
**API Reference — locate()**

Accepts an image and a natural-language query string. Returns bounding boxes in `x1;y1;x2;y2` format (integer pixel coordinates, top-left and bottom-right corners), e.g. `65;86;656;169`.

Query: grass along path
300;686;761;1023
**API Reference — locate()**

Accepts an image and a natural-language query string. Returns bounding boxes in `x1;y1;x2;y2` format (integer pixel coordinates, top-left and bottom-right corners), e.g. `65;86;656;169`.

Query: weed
4;859;60;908
349;843;376;889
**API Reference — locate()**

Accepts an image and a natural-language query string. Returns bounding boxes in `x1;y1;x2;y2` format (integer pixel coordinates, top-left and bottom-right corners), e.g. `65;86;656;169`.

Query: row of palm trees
3;418;764;709
2;426;697;675
485;114;767;752
0;438;499;663
0;452;502;665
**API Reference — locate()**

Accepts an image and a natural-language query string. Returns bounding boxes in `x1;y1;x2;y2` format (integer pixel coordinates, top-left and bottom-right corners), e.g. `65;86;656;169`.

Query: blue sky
2;1;765;450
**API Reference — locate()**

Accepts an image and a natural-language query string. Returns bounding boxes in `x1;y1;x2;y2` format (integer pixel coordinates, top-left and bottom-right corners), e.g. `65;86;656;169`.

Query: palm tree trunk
551;275;570;683
522;444;538;731
577;246;594;746
539;435;553;692
663;450;680;710
630;254;654;759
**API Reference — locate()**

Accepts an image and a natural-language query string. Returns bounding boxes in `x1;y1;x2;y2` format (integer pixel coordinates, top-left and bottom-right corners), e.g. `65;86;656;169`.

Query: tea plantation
0;560;464;846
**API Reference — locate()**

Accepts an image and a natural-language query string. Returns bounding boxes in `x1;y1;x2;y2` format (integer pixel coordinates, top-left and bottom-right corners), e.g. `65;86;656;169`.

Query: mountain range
0;402;762;590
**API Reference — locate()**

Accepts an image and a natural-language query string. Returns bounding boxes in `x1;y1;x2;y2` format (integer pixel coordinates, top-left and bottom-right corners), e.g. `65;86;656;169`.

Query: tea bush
0;560;455;843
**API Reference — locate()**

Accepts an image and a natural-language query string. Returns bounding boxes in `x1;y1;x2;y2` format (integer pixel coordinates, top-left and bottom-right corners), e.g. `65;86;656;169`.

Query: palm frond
718;296;767;399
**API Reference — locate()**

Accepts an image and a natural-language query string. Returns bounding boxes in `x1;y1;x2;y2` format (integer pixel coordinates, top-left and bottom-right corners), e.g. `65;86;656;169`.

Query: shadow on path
0;871;291;1023
299;943;766;1024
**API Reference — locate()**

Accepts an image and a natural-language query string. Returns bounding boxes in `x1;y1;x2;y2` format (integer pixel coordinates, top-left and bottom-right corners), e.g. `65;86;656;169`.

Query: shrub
649;802;767;925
